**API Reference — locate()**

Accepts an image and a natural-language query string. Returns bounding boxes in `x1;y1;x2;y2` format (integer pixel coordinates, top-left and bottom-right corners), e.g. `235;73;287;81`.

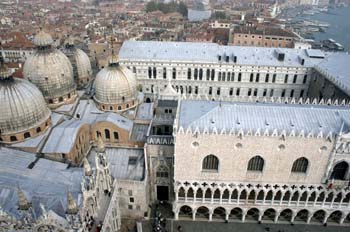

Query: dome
23;30;77;108
0;60;51;143
62;40;92;88
33;30;54;47
94;56;137;112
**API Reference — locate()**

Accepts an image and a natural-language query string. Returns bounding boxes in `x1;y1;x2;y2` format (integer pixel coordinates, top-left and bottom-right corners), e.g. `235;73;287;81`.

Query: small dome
0;62;51;142
33;30;54;47
24;30;76;108
62;41;92;88
94;56;137;111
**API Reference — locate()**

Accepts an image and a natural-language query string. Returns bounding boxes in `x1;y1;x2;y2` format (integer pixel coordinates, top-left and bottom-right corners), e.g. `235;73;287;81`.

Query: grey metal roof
135;102;154;121
315;52;350;95
88;148;145;181
10;113;64;150
178;100;350;136
119;41;324;67
130;124;149;142
0;148;83;219
74;100;133;131
42;119;87;154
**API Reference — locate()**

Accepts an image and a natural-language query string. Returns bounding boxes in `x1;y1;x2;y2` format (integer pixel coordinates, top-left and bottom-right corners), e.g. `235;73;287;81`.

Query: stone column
340;215;346;224
209;211;213;221
175;189;178;201
225;212;229;221
229;191;233;204
192;211;196;221
274;213;279;223
175;211;179;220
185;189;188;202
193;189;197;203
307;214;312;224
242;213;246;222
313;194;319;207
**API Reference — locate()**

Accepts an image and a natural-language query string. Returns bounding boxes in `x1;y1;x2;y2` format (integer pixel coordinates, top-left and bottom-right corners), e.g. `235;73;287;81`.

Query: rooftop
177;100;350;137
0;148;83;219
119;40;324;68
315;52;350;95
88;147;145;181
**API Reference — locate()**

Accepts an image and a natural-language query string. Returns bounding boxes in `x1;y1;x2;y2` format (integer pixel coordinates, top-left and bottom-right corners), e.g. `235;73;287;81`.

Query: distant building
230;26;296;48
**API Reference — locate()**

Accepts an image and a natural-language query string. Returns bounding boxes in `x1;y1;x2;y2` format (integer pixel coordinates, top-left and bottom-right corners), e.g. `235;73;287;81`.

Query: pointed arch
247;155;264;171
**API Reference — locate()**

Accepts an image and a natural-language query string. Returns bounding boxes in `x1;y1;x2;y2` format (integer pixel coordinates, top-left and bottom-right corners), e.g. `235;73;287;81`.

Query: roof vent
275;49;285;62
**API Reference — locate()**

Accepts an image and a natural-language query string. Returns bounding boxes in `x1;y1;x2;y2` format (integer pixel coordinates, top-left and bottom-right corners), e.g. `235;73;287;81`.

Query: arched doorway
279;209;293;222
330;161;349;180
311;210;326;224
246;208;260;221
229;207;243;221
294;209;309;223
179;205;192;220
196;206;209;220
145;98;151;103
262;208;276;222
327;210;342;224
212;207;226;221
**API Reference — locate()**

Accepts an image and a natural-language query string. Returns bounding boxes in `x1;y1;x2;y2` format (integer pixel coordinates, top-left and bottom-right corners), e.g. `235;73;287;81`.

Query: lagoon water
301;7;350;50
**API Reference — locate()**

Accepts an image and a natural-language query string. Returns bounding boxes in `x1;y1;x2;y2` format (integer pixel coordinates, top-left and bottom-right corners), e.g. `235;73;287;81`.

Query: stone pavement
141;220;350;232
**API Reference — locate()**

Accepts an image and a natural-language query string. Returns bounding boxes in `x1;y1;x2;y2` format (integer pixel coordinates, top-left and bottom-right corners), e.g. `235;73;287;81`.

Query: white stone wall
174;133;333;184
120;60;312;100
117;179;149;219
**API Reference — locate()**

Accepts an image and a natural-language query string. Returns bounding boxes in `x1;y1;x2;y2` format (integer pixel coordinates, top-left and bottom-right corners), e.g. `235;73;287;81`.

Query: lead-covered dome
94;55;137;112
0;59;51;143
62;38;92;88
23;30;77;108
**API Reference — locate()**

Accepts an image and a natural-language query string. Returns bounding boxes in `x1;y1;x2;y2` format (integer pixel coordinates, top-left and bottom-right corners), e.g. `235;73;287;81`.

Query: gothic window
202;155;219;171
247;156;264;171
272;74;276;83
156;165;169;178
284;74;288;83
330;161;349;180
148;67;152;79
250;73;254;82
291;157;308;173
265;74;269;82
172;68;176;79
211;69;215;80
206;69;210;80
194;68;198;80
199;68;203;80
303;75;307;84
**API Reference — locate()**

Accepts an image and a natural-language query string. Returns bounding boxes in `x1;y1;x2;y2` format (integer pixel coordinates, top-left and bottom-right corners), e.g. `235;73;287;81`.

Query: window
300;90;304;98
291;157;308;173
163;67;167;79
153;67;157;79
290;89;294;98
284;74;288;83
172;68;176;79
281;89;286;97
206;69;210;80
156;165;169;178
217;87;220;95
10;136;17;142
238;73;242;82
148;67;152;79
187;68;191;80
250;73;254;82
303;75;307;84
194;68;198;80
265;74;269;83
248;88;252;96
236;88;240;96
247;156;264;171
130;197;134;203
202;155;219;171
255;73;260;82
36;127;41;133
114;132;119;140
229;88;233;96
128;205;133;210
293;74;297;84
272;74;276;83
253;88;258;96
263;89;267;97
24;132;30;139
128;157;137;165
209;87;212;95
270;89;274;97
105;129;110;140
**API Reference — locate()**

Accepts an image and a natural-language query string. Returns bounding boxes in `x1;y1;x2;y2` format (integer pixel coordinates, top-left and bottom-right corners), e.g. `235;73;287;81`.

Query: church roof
0;148;83;220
